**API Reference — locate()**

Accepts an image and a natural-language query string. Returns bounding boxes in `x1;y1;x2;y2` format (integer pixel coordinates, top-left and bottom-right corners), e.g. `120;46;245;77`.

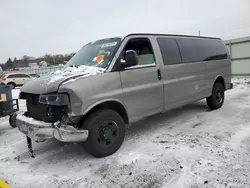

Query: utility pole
198;30;201;36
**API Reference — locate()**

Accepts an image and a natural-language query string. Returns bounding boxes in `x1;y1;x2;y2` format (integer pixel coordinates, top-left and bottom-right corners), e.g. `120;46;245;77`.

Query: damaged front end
16;92;88;143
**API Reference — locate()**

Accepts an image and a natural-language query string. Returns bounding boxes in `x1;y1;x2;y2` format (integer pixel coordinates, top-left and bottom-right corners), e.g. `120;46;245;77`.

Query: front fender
81;98;128;115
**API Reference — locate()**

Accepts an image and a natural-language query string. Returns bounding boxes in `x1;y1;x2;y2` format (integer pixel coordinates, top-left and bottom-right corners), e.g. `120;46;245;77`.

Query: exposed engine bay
19;92;80;126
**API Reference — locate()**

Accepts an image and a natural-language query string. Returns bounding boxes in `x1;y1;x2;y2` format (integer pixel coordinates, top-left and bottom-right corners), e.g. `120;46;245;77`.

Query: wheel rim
97;121;119;147
216;88;223;103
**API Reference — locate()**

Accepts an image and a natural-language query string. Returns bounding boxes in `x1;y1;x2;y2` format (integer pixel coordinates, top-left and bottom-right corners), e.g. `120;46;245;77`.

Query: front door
118;37;164;122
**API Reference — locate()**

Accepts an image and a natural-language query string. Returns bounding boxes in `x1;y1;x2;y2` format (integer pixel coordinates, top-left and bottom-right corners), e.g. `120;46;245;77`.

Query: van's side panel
155;36;208;111
175;38;230;98
204;59;231;95
204;41;231;94
161;63;208;110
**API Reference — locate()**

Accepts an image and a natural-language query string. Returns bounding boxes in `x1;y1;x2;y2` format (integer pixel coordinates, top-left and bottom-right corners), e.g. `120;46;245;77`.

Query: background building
225;36;250;76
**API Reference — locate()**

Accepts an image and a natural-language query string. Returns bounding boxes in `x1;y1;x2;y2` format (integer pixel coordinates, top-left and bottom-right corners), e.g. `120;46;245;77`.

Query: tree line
1;53;76;71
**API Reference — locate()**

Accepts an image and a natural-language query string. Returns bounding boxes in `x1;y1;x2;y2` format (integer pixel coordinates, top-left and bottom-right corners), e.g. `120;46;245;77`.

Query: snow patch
230;125;250;149
232;77;250;84
117;151;153;165
48;65;105;84
62;74;93;85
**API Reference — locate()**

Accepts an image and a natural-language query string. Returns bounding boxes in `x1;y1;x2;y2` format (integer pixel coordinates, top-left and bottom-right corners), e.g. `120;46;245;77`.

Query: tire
206;82;225;110
83;108;125;158
9;113;17;128
7;82;16;89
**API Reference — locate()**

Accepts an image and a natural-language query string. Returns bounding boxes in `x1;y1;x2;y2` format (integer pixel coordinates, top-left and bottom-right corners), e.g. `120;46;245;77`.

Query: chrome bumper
16;114;88;142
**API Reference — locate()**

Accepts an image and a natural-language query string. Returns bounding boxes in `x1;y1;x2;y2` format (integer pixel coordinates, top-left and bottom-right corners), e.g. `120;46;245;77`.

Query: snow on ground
0;81;250;188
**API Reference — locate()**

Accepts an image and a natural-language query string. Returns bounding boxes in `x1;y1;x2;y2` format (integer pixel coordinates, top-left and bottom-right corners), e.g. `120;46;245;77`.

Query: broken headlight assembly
39;93;70;106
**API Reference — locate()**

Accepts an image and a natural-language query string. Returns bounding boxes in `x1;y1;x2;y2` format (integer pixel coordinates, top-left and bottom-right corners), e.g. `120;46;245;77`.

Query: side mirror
121;50;138;68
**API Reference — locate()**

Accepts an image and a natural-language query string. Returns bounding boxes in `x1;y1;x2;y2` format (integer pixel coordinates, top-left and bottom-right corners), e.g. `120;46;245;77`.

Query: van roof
125;33;221;40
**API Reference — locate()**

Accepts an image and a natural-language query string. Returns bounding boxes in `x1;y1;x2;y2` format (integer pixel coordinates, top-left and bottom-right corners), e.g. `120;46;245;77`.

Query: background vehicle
0;67;3;78
28;74;40;78
0;84;19;127
15;33;232;158
1;73;36;89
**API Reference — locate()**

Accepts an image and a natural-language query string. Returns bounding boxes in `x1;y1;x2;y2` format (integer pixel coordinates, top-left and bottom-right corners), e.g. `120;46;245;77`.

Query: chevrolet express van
15;33;232;157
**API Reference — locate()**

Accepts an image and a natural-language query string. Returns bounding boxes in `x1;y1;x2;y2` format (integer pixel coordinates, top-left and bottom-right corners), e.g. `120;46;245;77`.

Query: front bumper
16;114;88;142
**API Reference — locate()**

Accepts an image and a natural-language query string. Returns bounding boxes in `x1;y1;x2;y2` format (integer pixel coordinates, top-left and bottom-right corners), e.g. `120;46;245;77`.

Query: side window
29;74;39;77
22;74;30;78
122;38;156;68
15;74;23;78
157;38;182;65
176;38;227;63
7;74;18;78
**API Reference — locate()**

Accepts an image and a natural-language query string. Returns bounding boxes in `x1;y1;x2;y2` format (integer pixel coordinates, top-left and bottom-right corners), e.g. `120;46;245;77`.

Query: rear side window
176;38;227;63
21;74;30;78
29;74;39;77
157;38;182;66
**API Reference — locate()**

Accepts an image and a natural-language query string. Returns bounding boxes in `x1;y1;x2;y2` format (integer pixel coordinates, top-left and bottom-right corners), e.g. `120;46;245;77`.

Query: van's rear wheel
207;82;225;110
83;109;125;158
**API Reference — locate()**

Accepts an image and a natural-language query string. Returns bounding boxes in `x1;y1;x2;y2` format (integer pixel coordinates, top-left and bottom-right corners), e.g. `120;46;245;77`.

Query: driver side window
122;38;156;69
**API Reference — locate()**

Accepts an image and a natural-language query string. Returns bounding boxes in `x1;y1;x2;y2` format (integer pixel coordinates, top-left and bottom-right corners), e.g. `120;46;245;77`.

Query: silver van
15;33;233;157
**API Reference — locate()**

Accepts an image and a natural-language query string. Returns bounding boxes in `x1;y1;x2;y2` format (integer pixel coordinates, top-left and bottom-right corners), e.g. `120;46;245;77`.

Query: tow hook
26;136;35;158
25;122;59;158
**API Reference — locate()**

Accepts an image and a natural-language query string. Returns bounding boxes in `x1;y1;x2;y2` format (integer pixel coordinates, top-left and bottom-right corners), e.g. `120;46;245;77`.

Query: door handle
157;69;161;80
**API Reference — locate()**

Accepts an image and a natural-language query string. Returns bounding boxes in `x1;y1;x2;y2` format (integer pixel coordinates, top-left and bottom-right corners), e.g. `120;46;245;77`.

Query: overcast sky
0;0;250;63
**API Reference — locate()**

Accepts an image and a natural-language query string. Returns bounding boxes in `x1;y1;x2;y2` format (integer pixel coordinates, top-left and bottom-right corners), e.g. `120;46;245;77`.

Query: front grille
26;93;50;122
24;93;67;123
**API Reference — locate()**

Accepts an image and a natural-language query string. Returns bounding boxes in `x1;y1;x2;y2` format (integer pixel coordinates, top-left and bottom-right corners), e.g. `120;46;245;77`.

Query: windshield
66;37;121;69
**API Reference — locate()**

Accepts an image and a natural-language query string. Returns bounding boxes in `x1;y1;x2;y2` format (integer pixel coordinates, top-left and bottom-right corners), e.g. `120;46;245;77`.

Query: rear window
157;38;182;66
176;38;227;63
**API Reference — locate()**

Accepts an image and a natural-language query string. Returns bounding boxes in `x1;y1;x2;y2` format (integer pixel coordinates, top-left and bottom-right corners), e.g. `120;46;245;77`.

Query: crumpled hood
21;65;105;94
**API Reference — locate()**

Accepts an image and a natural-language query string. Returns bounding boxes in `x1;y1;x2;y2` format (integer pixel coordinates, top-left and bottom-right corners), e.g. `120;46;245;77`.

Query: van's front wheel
83;109;125;158
207;82;225;110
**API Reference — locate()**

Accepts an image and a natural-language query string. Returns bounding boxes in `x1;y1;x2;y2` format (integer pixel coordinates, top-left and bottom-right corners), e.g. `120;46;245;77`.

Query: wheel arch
213;75;225;90
7;82;16;86
7;82;16;88
81;99;129;125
